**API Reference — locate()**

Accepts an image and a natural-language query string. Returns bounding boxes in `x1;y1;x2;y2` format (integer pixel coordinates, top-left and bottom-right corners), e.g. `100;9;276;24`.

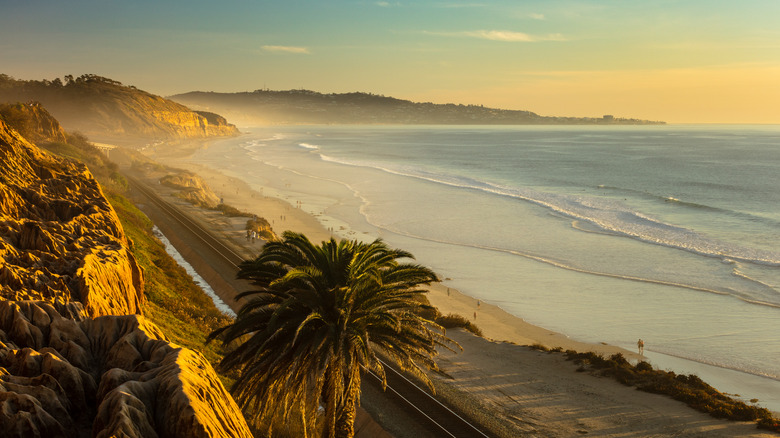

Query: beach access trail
131;140;775;437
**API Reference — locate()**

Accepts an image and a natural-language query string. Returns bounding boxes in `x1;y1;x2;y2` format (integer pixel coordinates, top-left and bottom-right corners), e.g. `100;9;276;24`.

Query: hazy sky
1;0;778;123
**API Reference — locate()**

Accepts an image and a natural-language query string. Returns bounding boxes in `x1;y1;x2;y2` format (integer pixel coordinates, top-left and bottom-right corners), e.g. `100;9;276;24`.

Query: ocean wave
363;213;780;309
318;153;780;267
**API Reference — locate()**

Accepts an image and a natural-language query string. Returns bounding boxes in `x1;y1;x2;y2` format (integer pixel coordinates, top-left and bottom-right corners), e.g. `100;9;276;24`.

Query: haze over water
191;124;780;409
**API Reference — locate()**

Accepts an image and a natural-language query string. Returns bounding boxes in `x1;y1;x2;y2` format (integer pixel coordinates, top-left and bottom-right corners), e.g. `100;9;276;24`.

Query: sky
1;0;779;124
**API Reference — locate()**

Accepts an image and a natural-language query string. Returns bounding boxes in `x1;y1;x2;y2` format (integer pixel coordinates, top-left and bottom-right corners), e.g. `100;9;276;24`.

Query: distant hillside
0;74;239;144
169;89;664;126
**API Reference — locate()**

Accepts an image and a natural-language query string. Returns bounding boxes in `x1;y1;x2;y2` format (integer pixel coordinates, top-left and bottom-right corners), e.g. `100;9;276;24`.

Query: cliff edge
0;119;252;437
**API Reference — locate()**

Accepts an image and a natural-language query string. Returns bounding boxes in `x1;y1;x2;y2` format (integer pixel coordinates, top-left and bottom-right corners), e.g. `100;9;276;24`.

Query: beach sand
139;140;776;437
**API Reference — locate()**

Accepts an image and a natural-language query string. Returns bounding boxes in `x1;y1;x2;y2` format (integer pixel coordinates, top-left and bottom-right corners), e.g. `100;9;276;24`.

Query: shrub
435;313;483;337
213;203;253;217
557;348;780;430
636;361;653;372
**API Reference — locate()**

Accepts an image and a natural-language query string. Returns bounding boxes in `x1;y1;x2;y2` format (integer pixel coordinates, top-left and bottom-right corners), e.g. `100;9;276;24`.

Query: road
127;174;493;438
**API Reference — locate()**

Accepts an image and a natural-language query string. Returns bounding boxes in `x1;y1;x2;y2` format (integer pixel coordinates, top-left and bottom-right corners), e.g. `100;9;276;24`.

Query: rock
0;102;68;145
0;301;252;438
0;121;252;437
1;118;143;317
159;172;221;208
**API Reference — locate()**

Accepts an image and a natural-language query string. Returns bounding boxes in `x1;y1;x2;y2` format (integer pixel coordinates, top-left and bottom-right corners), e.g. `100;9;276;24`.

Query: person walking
637;338;645;355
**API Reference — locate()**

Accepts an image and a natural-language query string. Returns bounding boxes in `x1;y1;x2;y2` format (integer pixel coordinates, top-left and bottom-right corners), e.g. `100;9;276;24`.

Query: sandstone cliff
0;74;239;143
0;120;252;437
0;300;252;438
0;119;142;317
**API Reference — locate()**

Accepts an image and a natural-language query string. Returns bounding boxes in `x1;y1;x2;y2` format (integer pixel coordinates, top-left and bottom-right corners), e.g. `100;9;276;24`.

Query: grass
107;192;235;384
39;138;237;387
527;345;780;433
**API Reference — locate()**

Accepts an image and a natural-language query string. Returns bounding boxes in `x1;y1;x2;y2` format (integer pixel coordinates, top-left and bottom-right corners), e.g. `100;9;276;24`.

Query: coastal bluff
0;119;252;437
0;74;239;143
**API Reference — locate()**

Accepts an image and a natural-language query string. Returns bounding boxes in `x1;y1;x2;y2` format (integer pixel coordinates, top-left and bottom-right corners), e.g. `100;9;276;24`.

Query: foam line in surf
316;152;780;267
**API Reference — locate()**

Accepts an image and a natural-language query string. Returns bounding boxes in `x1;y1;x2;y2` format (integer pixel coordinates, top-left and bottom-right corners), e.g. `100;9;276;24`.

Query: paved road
127;174;493;438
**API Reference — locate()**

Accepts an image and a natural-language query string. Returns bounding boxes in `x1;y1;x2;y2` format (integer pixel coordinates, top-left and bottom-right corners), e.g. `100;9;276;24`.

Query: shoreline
145;139;642;360
138;138;778;435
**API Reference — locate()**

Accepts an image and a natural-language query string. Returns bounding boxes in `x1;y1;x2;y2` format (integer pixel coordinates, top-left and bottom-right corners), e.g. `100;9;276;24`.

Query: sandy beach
139;140;776;437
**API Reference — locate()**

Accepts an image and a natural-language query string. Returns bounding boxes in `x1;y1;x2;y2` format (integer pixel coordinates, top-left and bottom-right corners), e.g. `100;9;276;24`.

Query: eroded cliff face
0;120;252;437
0;300;252;438
0;119;142;317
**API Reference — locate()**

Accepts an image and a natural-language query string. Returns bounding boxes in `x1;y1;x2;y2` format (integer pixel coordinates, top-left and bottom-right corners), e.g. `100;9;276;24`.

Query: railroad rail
127;174;493;438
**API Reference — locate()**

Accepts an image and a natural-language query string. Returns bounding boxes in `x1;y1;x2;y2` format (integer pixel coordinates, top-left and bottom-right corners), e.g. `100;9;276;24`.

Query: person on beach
637;338;644;355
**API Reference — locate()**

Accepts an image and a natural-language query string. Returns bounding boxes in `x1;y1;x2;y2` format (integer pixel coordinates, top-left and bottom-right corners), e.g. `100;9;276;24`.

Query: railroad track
128;175;246;269
128;174;492;438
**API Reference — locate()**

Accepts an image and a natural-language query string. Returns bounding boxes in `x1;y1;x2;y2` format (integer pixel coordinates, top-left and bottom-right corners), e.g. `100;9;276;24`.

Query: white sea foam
319;153;780;267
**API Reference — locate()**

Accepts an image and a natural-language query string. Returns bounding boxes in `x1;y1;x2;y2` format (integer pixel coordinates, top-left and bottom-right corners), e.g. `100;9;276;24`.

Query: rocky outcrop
0;120;252;437
159;172;221;208
0;300;252;438
0;102;68;144
0;119;142;317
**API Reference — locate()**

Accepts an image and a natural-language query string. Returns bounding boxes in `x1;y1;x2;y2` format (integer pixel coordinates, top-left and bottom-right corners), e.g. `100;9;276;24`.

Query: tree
209;231;455;438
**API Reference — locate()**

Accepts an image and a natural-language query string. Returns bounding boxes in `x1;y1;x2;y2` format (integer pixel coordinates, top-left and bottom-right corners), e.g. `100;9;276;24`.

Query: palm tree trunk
334;373;360;438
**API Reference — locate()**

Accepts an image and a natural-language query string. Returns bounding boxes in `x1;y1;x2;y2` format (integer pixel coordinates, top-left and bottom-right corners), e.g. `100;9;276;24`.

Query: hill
169;89;665;126
0;74;239;144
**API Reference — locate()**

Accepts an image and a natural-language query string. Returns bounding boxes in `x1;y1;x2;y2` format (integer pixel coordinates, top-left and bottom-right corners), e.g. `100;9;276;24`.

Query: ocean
189;125;780;409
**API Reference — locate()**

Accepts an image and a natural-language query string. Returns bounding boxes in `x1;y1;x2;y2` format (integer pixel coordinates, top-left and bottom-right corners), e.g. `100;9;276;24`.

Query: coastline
140;138;777;436
145;139;640;359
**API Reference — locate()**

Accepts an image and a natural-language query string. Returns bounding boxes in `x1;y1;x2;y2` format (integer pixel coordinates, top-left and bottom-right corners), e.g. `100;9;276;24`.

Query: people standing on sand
638;338;644;355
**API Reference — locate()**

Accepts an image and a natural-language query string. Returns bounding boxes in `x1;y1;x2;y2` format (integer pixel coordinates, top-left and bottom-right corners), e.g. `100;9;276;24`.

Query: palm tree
209;231;454;438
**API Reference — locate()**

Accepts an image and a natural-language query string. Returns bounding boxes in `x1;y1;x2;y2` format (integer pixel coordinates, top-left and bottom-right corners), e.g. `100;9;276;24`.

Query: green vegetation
34;128;235;385
108;193;233;371
246;217;275;241
209;231;455;438
212;202;253;217
434;313;483;337
529;345;780;432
